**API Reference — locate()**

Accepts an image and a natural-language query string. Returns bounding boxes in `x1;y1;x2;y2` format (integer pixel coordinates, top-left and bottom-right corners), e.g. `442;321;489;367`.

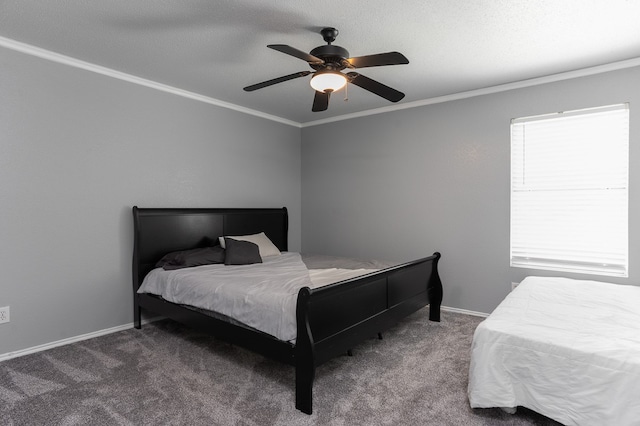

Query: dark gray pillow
224;238;262;265
156;246;225;270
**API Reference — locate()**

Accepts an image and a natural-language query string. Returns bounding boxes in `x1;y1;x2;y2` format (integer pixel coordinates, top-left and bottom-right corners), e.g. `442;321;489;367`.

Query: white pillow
219;232;281;258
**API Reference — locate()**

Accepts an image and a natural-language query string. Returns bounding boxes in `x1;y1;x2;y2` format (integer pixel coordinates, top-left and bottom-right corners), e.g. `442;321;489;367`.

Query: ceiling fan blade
267;44;324;64
243;71;311;92
312;90;330;112
346;72;405;102
346;52;409;68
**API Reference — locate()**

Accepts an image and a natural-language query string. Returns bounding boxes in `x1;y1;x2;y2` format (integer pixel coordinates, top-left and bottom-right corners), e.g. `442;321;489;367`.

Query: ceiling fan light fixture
310;72;347;93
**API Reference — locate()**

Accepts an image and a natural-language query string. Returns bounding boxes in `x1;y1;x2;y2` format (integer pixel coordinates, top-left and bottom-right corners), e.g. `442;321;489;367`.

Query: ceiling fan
243;27;409;112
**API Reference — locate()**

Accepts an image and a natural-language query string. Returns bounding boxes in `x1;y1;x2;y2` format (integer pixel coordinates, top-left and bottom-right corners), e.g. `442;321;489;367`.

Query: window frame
510;103;630;277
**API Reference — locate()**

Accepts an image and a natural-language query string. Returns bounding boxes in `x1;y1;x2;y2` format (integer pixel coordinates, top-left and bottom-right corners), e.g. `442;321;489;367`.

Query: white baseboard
0;317;162;362
441;305;489;318
1;306;487;362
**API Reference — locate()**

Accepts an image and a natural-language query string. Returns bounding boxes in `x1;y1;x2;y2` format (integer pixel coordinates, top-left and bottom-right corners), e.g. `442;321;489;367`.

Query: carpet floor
0;309;561;425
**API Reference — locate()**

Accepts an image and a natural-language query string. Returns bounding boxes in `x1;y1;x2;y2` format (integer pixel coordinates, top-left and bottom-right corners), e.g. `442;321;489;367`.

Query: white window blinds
510;103;629;277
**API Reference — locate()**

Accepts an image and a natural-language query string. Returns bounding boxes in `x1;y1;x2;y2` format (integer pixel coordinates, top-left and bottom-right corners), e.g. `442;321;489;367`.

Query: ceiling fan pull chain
344;82;349;102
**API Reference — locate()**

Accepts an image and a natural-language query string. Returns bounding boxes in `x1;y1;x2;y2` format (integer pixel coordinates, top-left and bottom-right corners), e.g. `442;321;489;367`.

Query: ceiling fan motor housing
309;45;350;71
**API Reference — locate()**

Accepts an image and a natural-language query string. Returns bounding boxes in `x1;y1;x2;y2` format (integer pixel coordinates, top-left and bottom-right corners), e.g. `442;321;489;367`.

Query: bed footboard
294;252;442;414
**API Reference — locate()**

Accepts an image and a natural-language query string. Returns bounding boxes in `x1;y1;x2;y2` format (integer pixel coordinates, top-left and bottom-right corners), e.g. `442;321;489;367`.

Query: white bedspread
138;252;376;342
468;276;640;426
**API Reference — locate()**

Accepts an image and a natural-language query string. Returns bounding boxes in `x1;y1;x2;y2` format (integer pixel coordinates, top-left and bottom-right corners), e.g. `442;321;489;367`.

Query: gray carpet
0;310;561;425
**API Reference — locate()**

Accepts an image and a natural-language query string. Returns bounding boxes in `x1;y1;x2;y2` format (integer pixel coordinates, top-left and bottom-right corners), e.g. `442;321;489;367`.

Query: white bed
468;276;640;426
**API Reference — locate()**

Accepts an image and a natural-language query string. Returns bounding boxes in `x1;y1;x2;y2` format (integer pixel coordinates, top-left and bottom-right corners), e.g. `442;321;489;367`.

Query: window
510;103;629;277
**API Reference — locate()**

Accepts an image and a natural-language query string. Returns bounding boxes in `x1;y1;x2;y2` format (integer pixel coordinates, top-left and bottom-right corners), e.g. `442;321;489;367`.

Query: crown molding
0;36;301;128
2;35;639;129
301;57;640;128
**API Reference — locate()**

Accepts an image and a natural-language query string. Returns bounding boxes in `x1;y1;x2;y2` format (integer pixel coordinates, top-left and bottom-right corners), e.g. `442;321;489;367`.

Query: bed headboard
132;206;288;289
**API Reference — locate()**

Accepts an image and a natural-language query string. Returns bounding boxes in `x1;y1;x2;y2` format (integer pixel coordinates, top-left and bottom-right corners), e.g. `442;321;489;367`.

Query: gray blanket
138;253;395;342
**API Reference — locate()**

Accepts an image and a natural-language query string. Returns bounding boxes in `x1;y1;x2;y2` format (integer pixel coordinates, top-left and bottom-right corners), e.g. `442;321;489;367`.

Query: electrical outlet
0;306;9;324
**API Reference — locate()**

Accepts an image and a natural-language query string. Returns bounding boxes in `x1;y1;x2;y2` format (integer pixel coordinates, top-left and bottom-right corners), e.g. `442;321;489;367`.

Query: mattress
468;276;640;426
137;252;388;342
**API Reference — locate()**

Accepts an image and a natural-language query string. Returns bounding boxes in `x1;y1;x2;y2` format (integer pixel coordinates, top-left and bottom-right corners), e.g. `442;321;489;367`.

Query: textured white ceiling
1;0;639;124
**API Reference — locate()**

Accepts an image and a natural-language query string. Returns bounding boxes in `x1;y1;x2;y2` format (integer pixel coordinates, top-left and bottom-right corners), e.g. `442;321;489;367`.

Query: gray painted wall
2;42;638;357
0;47;302;355
302;66;640;315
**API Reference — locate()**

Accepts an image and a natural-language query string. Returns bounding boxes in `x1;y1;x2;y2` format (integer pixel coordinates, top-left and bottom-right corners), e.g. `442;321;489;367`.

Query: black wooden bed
132;206;443;414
